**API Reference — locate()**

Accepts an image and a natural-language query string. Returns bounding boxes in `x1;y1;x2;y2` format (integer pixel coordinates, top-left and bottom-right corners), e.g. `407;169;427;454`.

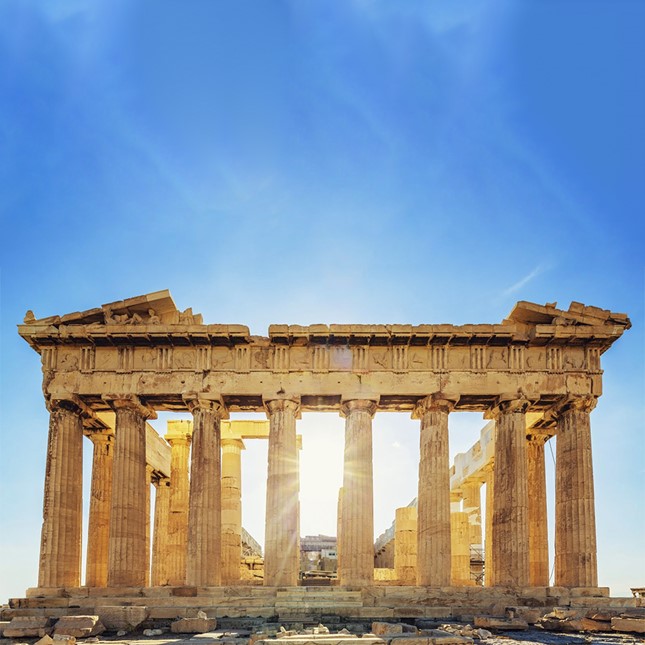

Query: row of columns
37;393;599;589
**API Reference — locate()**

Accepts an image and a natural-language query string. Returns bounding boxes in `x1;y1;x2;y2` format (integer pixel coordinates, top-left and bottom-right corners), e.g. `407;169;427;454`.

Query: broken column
339;399;377;586
394;506;417;584
221;437;245;584
555;396;598;587
38;398;85;588
264;399;300;586
415;395;454;586
106;396;155;587
85;429;114;587
527;434;549;586
186;397;225;586
165;421;192;586
491;397;530;587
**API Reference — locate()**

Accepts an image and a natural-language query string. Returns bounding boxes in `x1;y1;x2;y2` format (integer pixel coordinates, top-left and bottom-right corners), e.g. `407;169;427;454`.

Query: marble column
339;399;376;586
151;477;171;586
415;396;454;587
85;430;114;587
451;510;472;586
38;399;84;588
186;397;225;586
527;435;549;586
107;396;155;587
461;481;482;550
394;507;417;584
264;399;300;586
165;423;192;585
491;397;530;587
221;438;245;584
555;396;598;587
483;465;495;587
145;465;153;586
337;487;344;575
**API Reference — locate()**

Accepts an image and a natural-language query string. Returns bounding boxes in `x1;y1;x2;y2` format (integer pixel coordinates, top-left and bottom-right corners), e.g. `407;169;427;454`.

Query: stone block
36;636;54;645
504;607;541;624
372;622;404;635
473;616;528;631
53;615;104;637
611;617;645;634
52;635;76;645
0;622;9;637
4;616;52;638
95;606;148;631
170;617;218;633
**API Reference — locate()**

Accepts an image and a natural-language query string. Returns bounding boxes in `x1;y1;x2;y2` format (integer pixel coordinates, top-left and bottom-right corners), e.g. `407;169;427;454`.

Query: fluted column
186;397;226;586
462;481;482;550
221;438;245;584
145;464;153;586
38;399;84;588
106;396;155;587
151;477;171;586
337;487;344;574
527;435;549;586
451;510;472;586
85;430;114;587
394;507;417;584
483;464;495;587
491;397;530;587
339;399;376;586
555;396;598;587
264;399;300;586
415;396;454;586
165;421;192;585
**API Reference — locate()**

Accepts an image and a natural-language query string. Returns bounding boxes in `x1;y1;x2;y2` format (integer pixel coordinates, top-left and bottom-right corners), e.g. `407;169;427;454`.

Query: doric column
165;421;192;585
85;430;114;587
394;507;417;584
414;396;454;586
264;399;300;586
106;396;155;587
527;435;549;586
339;399;377;586
555;396;598;587
151;477;171;586
483;464;495;587
38;398;84;588
491;397;530;587
145;464;153;586
461;481;482;550
337;487;344;574
221;438;245;584
186;396;226;586
451;509;472;586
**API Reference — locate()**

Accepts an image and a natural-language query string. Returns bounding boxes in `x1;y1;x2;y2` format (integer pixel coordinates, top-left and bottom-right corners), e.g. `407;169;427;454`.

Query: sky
0;0;644;602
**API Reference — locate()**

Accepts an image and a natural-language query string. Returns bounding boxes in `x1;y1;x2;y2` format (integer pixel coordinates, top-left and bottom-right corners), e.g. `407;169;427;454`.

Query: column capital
412;394;456;419
183;393;228;418
103;394;157;419
221;438;246;452
340;398;377;418
86;428;114;444
264;398;301;416
47;393;92;416
485;393;531;419
558;395;598;415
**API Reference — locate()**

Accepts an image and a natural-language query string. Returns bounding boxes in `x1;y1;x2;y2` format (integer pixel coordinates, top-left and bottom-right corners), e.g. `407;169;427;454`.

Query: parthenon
13;290;633;621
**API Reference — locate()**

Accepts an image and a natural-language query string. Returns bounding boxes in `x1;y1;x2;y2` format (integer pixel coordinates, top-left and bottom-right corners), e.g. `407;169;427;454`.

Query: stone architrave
491;397;530;587
483;464;495;587
185;397;226;587
415;396;454;587
527;435;549;586
555;396;598;588
339;399;377;586
85;430;114;587
165;422;192;586
264;399;300;586
394;507;417;584
38;398;84;588
106;396;155;587
151;477;171;586
221;438;245;584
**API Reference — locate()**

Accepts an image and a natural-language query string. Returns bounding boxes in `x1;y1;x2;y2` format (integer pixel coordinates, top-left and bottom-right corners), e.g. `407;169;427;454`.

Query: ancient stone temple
11;290;634;624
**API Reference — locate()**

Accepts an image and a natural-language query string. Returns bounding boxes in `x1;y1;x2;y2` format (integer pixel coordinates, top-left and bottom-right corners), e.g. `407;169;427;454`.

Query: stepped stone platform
3;586;643;628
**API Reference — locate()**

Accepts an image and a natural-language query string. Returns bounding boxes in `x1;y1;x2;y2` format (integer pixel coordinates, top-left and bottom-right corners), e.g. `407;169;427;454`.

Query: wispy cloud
502;263;548;297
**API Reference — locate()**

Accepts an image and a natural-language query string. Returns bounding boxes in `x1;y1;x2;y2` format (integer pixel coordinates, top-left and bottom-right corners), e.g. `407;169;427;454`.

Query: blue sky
1;1;643;601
